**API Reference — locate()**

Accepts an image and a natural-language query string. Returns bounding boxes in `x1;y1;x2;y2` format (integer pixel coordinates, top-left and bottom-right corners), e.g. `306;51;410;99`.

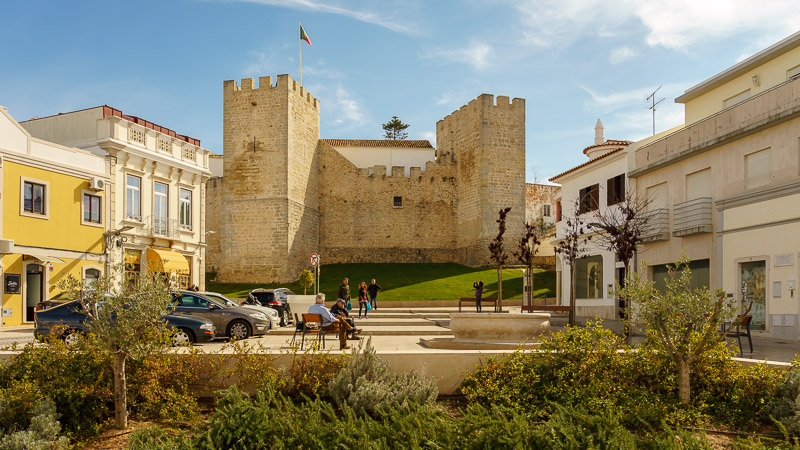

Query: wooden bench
521;304;570;313
458;298;497;312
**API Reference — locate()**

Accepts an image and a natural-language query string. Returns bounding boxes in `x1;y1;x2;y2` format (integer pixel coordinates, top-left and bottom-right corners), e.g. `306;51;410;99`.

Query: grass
207;263;556;302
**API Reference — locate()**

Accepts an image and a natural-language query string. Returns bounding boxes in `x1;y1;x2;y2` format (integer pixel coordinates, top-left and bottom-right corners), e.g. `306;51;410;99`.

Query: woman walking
473;280;484;312
358;281;369;319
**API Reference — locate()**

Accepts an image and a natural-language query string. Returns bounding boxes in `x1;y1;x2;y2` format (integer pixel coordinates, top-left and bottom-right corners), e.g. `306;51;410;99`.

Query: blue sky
1;1;798;182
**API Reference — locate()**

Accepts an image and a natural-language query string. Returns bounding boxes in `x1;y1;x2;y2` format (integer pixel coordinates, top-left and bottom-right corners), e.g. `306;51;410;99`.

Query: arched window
84;267;101;289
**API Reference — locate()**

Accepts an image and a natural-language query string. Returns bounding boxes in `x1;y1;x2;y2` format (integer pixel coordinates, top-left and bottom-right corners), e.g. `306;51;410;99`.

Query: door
176;293;223;329
25;264;44;322
740;261;766;330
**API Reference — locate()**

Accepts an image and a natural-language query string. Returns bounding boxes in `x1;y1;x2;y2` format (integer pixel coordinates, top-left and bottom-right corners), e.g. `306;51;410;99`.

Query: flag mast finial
299;20;302;85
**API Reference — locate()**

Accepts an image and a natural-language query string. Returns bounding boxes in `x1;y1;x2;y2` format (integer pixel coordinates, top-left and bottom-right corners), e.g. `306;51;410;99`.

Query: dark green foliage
382;115;409;140
461;321;784;429
765;363;800;436
0;399;68;450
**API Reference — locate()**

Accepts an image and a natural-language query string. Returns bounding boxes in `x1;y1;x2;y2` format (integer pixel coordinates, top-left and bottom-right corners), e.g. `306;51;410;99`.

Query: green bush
0;399;68;450
328;339;438;417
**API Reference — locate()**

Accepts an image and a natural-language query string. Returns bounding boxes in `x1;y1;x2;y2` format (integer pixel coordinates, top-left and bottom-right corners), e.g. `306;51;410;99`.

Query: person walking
358;281;369;319
337;278;351;307
473;280;484;312
367;279;381;311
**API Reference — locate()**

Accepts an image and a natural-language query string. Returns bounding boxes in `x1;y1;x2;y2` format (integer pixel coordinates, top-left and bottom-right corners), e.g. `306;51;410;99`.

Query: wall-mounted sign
775;253;794;267
4;274;21;295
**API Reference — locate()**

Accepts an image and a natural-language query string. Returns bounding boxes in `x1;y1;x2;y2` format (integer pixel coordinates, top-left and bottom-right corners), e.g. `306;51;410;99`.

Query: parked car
199;291;281;330
33;300;216;346
171;291;271;340
244;288;295;326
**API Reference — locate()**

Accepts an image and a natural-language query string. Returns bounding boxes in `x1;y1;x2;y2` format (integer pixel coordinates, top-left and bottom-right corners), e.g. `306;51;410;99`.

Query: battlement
436;93;524;129
350;161;456;182
223;74;319;109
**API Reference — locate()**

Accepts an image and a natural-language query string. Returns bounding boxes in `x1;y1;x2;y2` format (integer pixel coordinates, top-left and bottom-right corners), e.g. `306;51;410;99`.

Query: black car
33;300;216;346
244;288;295;326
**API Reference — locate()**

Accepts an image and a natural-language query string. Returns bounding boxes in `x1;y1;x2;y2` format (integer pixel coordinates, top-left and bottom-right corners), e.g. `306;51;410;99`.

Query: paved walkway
4;308;800;364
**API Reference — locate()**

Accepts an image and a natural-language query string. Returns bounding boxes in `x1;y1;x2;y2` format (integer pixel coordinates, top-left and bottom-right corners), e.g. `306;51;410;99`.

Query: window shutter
590;184;599;211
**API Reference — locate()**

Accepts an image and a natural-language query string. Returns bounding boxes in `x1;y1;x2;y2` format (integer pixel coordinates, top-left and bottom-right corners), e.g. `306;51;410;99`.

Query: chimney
594;119;604;145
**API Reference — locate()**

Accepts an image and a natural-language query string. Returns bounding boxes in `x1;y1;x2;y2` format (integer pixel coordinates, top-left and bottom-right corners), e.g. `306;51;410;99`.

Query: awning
146;249;190;274
22;254;66;264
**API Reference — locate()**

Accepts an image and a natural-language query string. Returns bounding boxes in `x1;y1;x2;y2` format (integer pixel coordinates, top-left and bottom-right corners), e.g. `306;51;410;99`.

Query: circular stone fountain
420;312;550;350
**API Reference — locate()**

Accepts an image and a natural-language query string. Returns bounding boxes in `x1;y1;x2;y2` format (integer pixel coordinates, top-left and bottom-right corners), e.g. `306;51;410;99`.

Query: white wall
334;146;435;176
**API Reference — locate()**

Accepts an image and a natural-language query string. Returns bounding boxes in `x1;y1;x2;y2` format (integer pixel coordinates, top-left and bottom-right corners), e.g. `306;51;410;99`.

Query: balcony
144;216;178;238
672;197;713;237
642;208;670;242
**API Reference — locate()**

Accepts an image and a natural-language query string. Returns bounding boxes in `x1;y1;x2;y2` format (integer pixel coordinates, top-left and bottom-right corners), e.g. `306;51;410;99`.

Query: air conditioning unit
0;239;14;254
90;176;105;191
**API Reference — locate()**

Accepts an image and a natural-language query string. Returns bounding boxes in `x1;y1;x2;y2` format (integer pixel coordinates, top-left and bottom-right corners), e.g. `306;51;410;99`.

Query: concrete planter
449;312;550;342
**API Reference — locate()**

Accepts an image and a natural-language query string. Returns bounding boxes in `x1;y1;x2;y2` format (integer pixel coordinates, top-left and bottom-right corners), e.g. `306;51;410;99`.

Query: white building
321;139;435;176
21;106;213;289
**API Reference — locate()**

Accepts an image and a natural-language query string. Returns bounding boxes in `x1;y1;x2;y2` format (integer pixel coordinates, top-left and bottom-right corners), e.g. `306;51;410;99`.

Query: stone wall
205;177;223;272
525;183;559;223
218;75;320;283
318;141;459;263
437;94;526;266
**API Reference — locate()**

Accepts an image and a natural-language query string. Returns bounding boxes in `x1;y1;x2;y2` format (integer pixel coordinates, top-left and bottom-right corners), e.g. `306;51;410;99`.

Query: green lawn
207;263;556;302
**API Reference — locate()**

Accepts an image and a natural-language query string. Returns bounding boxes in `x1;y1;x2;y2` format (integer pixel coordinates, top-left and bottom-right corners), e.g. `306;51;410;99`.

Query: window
542;204;551;217
746;148;771;189
83;192;102;225
393;196;403;207
153;182;168;235
126;175;141;221
179;188;192;230
646;182;668;211
23;181;46;215
686;168;711;200
723;89;751;109
575;255;603;299
652;259;710;293
578;184;599;214
606;174;625;206
124;250;141;287
556;201;562;222
84;267;101;289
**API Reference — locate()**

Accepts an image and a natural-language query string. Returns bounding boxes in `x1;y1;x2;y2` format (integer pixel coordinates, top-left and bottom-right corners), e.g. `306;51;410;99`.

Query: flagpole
299;21;302;85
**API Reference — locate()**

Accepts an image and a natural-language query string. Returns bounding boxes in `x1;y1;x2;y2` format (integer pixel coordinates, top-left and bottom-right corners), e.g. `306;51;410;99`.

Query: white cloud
419;130;435;142
609;46;636;64
225;0;416;35
329;85;364;126
511;0;800;52
423;41;492;70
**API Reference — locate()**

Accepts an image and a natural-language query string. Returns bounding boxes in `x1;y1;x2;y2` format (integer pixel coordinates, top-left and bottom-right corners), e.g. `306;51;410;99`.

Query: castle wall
205;177;223;271
218;75;320;283
318;141;458;263
437;94;526;266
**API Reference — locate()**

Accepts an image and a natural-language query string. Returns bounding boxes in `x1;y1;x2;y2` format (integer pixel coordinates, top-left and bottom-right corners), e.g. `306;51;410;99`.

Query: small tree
513;216;553;307
489;207;512;312
298;269;314;295
382;116;409;140
554;198;591;326
619;257;746;404
57;265;174;429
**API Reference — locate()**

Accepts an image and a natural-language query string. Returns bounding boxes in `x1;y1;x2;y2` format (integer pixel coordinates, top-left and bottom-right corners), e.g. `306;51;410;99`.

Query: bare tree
514;217;554;307
588;188;654;324
489;207;512;312
554;198;591;326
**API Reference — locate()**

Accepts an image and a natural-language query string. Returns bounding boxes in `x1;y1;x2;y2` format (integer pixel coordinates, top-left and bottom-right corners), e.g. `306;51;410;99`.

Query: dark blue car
34;300;216;346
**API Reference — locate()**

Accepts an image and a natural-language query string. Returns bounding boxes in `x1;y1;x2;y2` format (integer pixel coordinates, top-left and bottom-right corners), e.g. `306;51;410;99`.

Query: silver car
199;291;281;330
172;291;270;340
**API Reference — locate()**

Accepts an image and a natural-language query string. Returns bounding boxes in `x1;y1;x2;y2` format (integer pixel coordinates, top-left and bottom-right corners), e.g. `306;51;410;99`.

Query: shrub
328;339;438;417
764;362;800;435
0;399;68;450
128;426;192;450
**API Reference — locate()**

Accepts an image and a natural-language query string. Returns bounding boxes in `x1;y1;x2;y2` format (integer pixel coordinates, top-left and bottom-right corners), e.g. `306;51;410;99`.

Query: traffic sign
310;253;319;267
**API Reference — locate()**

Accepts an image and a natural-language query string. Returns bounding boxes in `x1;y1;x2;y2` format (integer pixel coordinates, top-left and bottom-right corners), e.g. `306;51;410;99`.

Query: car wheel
281;310;289;327
173;328;194;346
227;320;251;340
63;330;82;346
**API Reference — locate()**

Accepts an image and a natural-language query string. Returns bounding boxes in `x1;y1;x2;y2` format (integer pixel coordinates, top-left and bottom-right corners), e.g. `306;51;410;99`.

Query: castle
206;74;528;283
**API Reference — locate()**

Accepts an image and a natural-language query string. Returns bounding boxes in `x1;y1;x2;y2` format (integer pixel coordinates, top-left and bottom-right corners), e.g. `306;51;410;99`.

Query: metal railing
672;197;713;237
642;208;670;242
145;216;178;238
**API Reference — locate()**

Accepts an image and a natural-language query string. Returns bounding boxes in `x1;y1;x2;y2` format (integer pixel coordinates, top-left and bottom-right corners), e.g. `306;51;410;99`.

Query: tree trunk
112;352;128;429
678;358;691;404
496;266;503;312
569;265;576;326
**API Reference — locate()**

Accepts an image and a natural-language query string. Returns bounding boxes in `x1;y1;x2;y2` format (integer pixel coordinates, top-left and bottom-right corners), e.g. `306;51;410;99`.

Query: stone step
271;326;453;336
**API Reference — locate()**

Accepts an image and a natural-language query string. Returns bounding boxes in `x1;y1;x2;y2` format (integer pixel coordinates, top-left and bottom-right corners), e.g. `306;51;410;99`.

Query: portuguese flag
300;24;312;46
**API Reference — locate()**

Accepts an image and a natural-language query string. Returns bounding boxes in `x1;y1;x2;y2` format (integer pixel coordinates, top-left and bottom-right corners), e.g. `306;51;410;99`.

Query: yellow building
0;106;110;326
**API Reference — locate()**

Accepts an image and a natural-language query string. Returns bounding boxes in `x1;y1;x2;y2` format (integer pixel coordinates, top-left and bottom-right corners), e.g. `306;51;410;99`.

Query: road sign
310;253;319;267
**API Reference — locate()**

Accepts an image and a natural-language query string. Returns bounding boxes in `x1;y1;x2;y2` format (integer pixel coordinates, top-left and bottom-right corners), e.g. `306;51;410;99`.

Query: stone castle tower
208;75;526;283
217;75;320;283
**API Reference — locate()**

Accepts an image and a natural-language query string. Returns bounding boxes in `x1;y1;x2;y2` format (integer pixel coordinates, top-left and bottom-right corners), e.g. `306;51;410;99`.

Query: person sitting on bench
308;293;360;349
331;297;360;340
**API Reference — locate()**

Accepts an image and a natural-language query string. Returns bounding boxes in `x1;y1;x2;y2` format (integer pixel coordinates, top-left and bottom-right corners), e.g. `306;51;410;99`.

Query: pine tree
382;116;409;140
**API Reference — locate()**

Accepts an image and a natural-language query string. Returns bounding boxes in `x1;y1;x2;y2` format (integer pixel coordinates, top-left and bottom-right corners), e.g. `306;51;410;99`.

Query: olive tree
554;198;591;326
57;265;174;429
619;257;746;404
514;217;553;307
298;269;314;295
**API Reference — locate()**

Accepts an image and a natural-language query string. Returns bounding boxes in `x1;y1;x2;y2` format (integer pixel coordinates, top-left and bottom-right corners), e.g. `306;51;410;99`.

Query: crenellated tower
436;94;526;266
218;74;320;283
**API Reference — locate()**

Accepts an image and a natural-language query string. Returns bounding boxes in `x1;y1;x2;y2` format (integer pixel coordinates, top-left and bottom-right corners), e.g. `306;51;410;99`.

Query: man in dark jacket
367;279;381;310
337;278;351;304
331;298;360;339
